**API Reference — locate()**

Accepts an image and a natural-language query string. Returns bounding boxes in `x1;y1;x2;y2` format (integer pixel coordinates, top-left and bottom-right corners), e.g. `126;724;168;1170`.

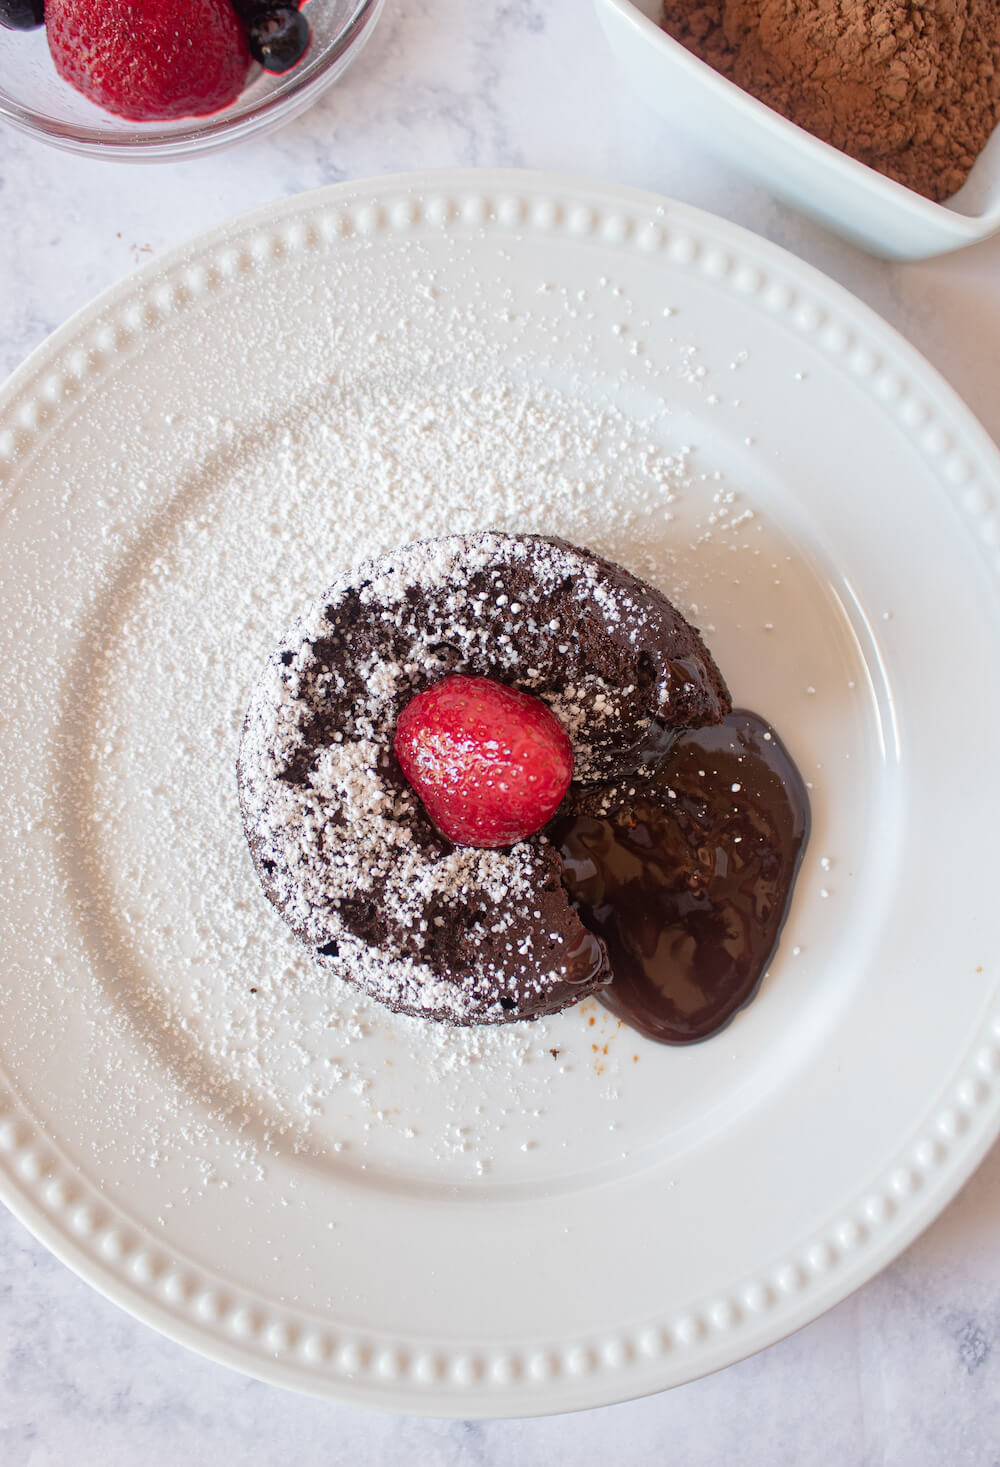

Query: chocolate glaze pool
552;710;809;1044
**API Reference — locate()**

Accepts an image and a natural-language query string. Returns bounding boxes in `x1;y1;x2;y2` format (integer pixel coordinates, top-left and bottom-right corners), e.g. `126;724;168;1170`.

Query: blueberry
0;0;44;30
229;0;281;20
247;6;310;73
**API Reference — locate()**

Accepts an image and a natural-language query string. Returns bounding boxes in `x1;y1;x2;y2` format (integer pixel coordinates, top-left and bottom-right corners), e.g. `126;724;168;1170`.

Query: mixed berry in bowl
0;0;380;153
1;0;311;121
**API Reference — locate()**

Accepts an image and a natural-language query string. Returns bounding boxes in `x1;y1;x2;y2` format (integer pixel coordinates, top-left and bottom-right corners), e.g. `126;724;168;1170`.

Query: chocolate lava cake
237;533;731;1025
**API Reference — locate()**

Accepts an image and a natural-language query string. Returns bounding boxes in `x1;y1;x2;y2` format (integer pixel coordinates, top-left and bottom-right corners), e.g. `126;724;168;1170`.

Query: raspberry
394;675;574;849
46;0;251;122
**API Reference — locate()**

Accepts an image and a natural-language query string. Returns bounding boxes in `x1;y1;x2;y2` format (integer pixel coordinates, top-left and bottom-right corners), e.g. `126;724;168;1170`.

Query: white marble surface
2;0;1000;1460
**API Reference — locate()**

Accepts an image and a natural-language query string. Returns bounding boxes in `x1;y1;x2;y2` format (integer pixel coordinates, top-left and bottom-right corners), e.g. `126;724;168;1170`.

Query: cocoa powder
659;0;1000;202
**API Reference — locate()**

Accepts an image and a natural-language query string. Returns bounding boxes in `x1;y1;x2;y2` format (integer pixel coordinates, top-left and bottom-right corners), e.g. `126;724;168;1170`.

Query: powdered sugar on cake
237;532;728;1027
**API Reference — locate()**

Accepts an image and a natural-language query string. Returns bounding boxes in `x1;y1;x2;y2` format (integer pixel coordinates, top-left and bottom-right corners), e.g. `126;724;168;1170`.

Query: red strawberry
394;674;574;849
46;0;251;122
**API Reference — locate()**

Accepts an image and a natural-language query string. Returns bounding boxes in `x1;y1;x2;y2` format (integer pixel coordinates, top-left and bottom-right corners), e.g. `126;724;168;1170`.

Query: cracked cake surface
237;532;731;1025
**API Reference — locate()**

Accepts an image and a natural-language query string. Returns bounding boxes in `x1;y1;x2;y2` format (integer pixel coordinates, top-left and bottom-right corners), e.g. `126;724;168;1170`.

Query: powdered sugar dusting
41;371;725;1186
236;528;726;1026
0;251;853;1197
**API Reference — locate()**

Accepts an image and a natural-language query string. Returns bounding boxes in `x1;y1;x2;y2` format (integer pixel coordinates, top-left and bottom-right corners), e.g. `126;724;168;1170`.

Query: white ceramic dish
593;0;1000;261
1;171;1000;1416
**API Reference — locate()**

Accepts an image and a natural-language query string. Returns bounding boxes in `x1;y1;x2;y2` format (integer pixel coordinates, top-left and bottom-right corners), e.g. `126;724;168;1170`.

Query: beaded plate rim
1;169;999;1416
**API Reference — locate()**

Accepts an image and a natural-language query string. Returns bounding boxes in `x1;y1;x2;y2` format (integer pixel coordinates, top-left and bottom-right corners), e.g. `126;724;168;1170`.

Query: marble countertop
2;1;1000;1461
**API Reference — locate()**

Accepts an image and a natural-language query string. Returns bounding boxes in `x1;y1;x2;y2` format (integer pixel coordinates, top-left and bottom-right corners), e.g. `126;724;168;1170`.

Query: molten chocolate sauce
551;711;809;1044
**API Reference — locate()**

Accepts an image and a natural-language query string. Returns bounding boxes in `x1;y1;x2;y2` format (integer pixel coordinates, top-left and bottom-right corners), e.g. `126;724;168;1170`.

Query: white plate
1;171;999;1417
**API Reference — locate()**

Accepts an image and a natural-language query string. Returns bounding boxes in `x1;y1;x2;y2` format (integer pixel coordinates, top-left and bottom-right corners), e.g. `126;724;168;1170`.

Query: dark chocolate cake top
237;532;730;1025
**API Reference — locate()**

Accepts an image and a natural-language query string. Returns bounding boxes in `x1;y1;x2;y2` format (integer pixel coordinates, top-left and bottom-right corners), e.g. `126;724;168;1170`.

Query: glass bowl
0;0;384;160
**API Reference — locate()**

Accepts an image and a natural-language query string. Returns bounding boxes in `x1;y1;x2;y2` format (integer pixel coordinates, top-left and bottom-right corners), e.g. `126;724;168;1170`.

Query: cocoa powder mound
659;0;1000;202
